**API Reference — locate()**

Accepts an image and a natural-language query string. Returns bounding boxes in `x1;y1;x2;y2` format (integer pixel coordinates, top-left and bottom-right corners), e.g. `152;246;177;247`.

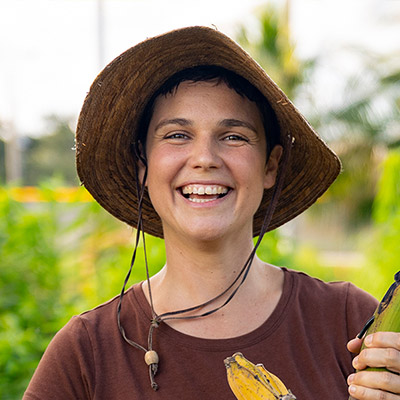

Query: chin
185;227;226;242
182;222;253;244
162;222;227;243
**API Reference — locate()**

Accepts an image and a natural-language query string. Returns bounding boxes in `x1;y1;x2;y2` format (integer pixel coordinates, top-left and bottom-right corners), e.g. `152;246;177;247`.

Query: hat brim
76;26;341;238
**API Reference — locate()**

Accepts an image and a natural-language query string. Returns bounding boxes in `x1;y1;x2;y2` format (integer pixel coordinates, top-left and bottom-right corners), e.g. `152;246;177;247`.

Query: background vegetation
0;4;399;399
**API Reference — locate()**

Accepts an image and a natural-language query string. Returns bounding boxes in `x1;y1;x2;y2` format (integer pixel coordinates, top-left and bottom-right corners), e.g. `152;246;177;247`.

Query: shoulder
38;284;145;361
285;268;376;304
24;284;145;399
77;291;122;328
76;283;143;329
283;268;378;337
45;293;122;348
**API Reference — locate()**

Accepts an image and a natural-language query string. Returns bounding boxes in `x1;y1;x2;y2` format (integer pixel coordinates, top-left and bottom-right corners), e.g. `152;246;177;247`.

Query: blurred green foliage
0;196;67;398
360;150;400;296
0;187;165;399
0;140;5;184
22;116;78;186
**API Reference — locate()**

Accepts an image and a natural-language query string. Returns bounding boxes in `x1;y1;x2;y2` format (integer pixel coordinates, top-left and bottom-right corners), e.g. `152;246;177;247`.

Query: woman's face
142;80;282;243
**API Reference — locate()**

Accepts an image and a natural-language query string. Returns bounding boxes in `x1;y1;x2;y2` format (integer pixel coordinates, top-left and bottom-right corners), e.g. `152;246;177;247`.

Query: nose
189;135;222;170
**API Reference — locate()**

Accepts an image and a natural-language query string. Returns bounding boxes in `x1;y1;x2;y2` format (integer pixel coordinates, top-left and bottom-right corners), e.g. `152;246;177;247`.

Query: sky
0;0;399;138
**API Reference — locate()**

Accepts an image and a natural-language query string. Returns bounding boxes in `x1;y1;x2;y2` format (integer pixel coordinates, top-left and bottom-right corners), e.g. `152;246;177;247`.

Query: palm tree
318;55;400;228
236;2;315;100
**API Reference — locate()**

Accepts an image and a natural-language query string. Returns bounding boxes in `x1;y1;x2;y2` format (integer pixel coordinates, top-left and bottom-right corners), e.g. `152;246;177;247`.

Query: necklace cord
117;133;293;391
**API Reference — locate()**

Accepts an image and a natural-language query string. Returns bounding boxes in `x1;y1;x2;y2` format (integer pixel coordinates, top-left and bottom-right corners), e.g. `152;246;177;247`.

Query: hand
347;332;400;399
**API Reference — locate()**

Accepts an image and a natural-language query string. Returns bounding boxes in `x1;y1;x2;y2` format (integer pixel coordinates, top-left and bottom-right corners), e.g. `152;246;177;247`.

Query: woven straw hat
76;26;341;238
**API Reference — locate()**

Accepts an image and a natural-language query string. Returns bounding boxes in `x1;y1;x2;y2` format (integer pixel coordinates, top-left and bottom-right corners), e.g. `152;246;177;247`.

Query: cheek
234;150;267;180
227;158;267;208
145;150;180;196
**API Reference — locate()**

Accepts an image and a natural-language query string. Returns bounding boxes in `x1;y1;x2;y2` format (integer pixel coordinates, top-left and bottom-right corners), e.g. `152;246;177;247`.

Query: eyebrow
218;118;258;134
154;118;193;132
154;117;258;134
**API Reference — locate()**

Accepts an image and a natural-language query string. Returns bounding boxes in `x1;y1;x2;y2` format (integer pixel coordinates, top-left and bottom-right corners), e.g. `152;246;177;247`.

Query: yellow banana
349;271;400;400
224;352;296;399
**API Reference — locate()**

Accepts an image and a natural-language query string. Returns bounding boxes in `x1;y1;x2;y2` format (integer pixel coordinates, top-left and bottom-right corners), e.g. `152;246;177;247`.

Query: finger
364;332;400;351
353;348;400;374
348;370;400;396
348;384;400;400
348;337;364;354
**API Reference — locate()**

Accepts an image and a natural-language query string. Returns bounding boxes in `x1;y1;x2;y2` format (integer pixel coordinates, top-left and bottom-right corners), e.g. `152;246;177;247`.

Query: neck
145;229;268;314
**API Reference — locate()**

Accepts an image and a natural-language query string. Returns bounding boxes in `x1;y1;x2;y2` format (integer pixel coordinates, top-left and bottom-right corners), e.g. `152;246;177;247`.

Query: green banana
349;271;400;400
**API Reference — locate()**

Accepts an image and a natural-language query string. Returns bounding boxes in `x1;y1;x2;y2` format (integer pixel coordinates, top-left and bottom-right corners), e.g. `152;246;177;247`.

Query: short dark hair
136;65;280;160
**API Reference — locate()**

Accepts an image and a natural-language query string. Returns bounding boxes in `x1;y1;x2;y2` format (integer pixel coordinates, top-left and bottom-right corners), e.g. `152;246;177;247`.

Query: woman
24;26;400;399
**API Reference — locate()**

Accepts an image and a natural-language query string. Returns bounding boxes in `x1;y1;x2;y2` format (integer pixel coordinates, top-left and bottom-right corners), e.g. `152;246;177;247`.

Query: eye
165;132;189;140
222;134;249;142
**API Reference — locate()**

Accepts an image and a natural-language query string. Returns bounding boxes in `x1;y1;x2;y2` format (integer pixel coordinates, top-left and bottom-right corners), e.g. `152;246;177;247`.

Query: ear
264;145;283;189
136;142;148;187
138;158;147;187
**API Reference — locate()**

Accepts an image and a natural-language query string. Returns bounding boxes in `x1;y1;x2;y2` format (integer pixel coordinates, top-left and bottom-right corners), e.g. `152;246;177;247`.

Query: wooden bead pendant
144;350;159;366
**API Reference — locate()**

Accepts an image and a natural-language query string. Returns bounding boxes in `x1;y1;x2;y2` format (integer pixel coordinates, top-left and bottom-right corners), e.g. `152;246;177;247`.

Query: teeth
217;187;225;194
181;185;229;195
188;197;216;203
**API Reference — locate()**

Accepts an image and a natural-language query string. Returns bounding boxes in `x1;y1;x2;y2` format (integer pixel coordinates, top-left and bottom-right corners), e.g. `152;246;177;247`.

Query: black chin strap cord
117;133;294;391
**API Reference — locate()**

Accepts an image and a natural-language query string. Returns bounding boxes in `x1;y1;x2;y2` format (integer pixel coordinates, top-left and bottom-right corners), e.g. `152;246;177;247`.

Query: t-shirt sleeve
23;316;95;400
345;282;379;340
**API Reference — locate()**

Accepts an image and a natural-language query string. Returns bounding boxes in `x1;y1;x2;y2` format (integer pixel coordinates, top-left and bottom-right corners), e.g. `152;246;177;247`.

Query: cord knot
151;318;160;328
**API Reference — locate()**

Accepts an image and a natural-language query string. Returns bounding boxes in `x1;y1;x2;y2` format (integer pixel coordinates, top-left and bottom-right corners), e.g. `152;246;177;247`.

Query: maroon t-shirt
24;268;378;399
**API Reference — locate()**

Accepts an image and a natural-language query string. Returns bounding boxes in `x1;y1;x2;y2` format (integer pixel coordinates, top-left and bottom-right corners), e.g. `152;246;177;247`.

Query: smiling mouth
180;185;230;203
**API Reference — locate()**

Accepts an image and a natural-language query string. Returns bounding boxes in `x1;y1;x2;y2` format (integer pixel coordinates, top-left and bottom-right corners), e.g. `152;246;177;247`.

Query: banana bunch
349;271;400;400
224;352;296;399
